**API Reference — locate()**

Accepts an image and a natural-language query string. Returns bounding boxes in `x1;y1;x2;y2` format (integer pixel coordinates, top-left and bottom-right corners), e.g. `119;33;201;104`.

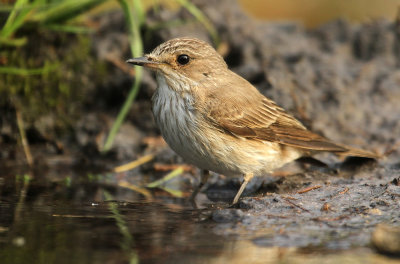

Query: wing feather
204;73;346;152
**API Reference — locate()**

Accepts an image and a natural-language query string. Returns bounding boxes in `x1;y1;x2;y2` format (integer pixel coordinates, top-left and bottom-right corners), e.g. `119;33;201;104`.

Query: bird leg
190;170;210;201
232;173;254;204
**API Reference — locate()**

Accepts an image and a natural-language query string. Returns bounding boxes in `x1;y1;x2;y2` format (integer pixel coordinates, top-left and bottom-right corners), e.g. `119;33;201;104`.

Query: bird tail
335;144;380;159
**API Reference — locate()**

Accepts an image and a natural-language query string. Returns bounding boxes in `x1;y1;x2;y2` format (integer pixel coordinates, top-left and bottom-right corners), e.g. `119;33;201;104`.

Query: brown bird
127;37;378;204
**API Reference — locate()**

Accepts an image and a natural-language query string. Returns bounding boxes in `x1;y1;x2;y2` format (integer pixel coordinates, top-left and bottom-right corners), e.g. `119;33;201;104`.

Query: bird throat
152;74;197;143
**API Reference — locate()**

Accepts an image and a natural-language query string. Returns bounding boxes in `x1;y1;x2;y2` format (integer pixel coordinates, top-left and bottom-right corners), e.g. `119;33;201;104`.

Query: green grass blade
0;0;102;44
0;36;27;46
31;0;107;24
1;0;32;39
146;167;184;188
1;0;29;30
44;24;94;33
102;0;144;152
176;0;219;46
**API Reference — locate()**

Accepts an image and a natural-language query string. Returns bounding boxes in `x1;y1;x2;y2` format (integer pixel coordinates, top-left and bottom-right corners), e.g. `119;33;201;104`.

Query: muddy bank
210;164;400;249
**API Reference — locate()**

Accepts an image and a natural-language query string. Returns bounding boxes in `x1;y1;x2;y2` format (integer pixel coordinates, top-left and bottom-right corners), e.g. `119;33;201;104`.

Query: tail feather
335;144;380;159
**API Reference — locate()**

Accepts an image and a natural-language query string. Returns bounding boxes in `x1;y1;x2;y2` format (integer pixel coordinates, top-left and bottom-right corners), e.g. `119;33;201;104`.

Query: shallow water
0;180;219;263
0;168;398;264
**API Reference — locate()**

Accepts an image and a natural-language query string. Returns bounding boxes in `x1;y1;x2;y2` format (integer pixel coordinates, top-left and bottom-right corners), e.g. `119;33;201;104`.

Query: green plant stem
102;0;144;152
102;70;142;152
176;0;219;46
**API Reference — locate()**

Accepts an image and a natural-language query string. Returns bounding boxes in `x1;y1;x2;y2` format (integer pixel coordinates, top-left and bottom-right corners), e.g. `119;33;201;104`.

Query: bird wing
204;73;347;153
208;96;346;152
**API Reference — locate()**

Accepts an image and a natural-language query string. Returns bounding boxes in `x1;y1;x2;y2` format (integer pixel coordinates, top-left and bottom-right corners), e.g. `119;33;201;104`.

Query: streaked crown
151;37;221;61
147;37;228;83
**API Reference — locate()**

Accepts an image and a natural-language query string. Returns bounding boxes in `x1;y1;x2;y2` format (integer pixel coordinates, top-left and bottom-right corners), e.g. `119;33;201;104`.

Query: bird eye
177;54;190;65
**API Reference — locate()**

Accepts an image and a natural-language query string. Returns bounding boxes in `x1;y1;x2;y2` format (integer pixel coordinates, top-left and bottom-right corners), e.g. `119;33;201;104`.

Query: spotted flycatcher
127;37;378;204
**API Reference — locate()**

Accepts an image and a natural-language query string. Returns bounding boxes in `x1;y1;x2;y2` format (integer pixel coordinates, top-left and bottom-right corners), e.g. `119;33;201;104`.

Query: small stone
392;177;400;186
371;224;400;256
321;202;332;211
368;208;383;215
212;209;244;223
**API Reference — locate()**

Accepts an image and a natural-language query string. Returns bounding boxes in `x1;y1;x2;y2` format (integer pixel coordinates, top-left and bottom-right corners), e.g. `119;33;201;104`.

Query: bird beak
126;56;160;69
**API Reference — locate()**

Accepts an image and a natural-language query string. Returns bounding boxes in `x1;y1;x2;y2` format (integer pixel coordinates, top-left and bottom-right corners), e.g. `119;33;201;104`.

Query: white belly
152;74;207;166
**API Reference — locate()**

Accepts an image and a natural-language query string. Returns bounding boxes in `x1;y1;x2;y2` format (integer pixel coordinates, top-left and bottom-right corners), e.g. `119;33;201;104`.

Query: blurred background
239;0;400;27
